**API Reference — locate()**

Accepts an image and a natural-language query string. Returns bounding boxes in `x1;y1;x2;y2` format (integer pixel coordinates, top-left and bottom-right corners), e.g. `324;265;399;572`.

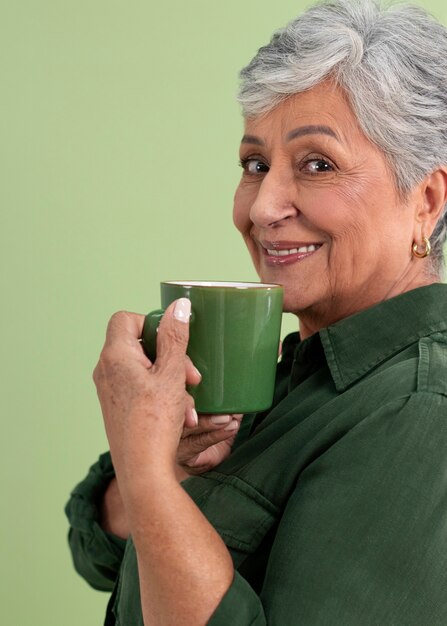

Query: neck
297;270;441;340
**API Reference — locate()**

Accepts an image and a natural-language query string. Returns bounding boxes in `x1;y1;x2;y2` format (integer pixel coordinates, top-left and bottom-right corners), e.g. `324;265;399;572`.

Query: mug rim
162;280;283;290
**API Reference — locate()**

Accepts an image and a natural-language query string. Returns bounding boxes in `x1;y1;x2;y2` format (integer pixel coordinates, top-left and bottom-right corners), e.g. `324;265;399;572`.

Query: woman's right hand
100;413;242;538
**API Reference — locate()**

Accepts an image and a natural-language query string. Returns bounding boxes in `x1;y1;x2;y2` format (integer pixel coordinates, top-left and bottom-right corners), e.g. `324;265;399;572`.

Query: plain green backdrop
1;1;446;624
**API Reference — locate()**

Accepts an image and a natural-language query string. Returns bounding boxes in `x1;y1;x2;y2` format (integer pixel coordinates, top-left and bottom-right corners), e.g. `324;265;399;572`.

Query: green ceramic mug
141;281;283;414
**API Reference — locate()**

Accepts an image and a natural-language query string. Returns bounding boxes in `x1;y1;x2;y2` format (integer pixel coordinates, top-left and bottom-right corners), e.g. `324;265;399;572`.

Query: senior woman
66;0;447;623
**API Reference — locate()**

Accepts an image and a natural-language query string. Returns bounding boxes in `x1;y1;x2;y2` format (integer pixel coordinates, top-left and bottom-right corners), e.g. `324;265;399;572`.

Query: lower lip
262;247;321;266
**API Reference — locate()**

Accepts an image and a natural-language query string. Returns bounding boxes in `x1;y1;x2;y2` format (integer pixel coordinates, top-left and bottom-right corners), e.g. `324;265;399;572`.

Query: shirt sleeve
208;391;447;625
207;571;266;625
65;451;126;591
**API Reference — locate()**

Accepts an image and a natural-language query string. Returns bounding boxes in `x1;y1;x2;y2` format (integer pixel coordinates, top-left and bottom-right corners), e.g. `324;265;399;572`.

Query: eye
239;158;269;175
301;158;334;174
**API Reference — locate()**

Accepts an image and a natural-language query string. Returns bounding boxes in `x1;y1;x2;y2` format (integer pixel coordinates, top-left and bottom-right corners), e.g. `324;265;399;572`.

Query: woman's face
234;82;424;333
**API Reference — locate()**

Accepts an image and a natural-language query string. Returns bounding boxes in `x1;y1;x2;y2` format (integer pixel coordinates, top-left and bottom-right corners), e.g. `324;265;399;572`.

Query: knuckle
107;310;130;331
195;432;218;450
182;434;206;455
92;358;108;387
99;345;116;366
111;309;130;321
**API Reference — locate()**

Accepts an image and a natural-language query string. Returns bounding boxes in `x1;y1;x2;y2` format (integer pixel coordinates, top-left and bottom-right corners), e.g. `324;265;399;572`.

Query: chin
281;291;309;315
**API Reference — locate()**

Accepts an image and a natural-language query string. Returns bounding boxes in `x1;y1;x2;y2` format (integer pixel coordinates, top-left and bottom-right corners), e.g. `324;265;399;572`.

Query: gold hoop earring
412;236;431;259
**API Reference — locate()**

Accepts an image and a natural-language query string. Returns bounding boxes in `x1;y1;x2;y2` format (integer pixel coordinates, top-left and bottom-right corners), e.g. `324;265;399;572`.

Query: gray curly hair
238;0;447;274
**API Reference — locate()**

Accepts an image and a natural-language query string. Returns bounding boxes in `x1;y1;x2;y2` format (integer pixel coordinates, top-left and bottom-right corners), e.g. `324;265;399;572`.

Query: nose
249;168;299;228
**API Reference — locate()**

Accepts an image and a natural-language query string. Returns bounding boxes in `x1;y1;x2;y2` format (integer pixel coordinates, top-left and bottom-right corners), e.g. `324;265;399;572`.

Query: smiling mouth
258;240;322;265
266;244;320;256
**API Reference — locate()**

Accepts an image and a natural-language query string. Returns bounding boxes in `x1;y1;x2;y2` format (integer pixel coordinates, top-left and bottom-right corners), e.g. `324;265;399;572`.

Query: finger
204;413;242;429
99;311;152;370
182;413;243;437
184;406;199;428
231;413;243;422
185;440;233;471
177;425;240;463
184;395;198;429
105;311;146;345
182;414;231;436
224;418;241;432
185;356;201;386
154;298;191;376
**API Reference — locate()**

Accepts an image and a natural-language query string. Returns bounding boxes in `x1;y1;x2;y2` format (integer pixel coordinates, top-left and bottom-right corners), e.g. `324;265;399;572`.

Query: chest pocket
183;473;281;567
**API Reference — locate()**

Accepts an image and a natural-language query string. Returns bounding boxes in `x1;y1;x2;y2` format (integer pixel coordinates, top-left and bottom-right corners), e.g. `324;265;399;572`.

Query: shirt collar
317;283;447;392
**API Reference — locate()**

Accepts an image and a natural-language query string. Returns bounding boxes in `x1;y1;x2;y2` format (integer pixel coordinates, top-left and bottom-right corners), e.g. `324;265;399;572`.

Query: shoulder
346;330;447;407
416;332;447;397
317;332;447;457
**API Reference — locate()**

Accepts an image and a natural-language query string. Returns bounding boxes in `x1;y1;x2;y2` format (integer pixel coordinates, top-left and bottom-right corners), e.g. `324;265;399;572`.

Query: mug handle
141;308;164;362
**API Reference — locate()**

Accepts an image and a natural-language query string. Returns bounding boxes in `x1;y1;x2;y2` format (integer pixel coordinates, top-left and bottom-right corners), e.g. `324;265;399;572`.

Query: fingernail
191;408;198;427
211;414;231;425
224;419;240;431
174;298;191;323
193;365;202;379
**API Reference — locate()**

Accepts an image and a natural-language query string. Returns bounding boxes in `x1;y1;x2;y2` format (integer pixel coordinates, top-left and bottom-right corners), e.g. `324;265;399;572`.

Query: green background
1;1;445;624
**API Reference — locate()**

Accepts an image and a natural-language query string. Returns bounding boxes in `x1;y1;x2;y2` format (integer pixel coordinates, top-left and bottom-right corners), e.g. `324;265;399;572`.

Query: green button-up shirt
66;284;447;625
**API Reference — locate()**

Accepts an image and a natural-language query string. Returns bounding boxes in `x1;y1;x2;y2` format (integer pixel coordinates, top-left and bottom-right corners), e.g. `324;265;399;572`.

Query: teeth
267;245;318;256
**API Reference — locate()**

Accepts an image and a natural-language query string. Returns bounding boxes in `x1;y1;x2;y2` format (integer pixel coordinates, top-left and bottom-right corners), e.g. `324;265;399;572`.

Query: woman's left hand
177;413;243;476
93;298;195;486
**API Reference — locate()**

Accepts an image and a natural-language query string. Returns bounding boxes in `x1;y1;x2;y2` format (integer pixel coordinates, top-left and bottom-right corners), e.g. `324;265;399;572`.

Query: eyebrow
240;134;265;146
286;125;339;142
240;125;339;146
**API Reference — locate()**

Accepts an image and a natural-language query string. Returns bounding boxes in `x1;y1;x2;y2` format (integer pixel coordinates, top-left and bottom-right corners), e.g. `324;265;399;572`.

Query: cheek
308;186;372;241
319;191;393;282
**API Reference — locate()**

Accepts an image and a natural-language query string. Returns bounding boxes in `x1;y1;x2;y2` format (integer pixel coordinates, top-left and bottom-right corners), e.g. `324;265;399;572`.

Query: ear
412;167;447;242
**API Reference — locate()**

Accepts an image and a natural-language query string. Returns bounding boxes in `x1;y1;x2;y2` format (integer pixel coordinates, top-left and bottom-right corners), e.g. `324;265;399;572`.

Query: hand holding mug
93;299;197;486
177;413;243;477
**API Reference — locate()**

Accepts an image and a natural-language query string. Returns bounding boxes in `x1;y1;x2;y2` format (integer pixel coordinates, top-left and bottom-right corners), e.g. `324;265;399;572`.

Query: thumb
154;298;191;375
